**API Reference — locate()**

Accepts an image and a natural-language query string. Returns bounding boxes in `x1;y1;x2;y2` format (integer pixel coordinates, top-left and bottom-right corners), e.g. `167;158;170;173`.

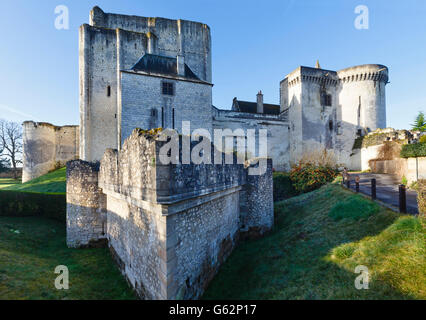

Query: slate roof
131;54;200;81
233;100;280;115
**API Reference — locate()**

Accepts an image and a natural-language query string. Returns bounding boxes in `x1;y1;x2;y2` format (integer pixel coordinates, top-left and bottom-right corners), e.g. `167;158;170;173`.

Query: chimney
257;91;264;114
147;32;157;54
177;55;185;76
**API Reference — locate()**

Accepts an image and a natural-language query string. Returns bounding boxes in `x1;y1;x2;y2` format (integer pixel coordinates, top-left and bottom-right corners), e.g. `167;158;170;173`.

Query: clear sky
0;0;425;129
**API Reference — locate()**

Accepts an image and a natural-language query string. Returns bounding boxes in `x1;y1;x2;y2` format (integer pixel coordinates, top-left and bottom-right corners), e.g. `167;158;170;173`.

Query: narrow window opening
329;120;334;131
172;108;175;129
325;94;332;106
107;86;111;97
161;107;164;127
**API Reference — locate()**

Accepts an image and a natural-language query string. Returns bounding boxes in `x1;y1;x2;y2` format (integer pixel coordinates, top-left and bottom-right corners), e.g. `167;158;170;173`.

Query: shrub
298;148;338;168
400;142;426;158
0;190;66;222
273;172;297;202
376;141;401;160
419;135;426;144
328;196;380;221
290;164;339;194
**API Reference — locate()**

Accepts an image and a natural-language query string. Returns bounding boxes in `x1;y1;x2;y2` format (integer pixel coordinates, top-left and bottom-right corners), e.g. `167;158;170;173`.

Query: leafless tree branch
0;119;23;179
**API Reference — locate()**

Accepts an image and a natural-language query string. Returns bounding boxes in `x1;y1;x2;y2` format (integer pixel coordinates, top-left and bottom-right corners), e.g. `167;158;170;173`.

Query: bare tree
0;119;23;179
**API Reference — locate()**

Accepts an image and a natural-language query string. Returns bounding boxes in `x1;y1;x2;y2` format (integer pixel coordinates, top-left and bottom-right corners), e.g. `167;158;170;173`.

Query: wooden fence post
399;184;407;213
371;178;376;200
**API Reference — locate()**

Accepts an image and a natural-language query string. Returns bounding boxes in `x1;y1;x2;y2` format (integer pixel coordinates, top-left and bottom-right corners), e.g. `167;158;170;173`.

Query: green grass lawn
203;183;425;300
1;167;66;194
0;216;136;299
0;178;20;190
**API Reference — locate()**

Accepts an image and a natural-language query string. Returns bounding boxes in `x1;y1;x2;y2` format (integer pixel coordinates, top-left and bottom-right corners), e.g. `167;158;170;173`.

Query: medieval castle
20;7;389;299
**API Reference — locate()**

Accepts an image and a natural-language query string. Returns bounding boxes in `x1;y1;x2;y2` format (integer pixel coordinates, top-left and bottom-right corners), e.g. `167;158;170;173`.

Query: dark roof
234;100;280;115
131;54;200;80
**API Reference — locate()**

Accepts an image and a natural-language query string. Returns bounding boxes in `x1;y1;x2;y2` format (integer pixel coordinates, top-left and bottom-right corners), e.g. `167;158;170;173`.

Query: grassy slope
0;216;136;300
1;167;66;194
203;183;425;300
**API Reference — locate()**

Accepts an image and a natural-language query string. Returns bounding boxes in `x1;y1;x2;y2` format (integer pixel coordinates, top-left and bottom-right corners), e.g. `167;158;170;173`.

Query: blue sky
0;0;425;129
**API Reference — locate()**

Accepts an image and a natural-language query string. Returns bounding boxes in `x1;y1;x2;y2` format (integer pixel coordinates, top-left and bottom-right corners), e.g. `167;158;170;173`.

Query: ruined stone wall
242;158;274;236
212;108;290;171
22;121;79;183
66;160;106;248
67;129;274;299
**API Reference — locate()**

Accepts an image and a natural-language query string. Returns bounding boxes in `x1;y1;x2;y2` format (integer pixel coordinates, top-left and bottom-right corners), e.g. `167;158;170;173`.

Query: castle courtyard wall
212;108;290;171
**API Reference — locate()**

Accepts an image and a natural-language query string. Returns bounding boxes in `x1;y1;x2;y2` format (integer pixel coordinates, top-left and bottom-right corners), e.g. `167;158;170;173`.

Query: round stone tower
338;64;388;133
22;121;79;183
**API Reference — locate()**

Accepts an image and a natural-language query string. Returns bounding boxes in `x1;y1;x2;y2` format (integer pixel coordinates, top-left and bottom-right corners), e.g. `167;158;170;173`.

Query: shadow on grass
0;216;136;300
203;184;421;300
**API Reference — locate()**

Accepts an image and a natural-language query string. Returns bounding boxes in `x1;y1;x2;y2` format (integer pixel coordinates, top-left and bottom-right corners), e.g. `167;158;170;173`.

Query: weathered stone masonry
66;160;106;248
22;121;79;183
66;130;274;299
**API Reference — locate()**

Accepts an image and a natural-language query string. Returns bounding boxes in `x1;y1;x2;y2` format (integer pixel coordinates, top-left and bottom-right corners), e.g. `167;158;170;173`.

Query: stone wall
212;107;290;171
66;160;106;248
120;71;213;144
22;121;79;183
67;129;274;299
242;158;274;237
370;157;426;185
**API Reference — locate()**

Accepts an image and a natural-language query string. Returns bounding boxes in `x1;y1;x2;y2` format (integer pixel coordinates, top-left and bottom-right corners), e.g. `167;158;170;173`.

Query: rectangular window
162;82;174;96
325;94;332;106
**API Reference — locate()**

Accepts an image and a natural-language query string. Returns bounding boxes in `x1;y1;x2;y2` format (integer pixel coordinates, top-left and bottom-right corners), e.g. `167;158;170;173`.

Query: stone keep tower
280;64;388;166
79;6;212;161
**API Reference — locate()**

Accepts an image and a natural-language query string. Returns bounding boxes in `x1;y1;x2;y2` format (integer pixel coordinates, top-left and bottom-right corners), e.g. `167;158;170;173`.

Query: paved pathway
345;173;419;215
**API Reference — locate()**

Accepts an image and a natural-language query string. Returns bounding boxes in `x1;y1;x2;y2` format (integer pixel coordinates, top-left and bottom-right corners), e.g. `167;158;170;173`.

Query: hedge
273;172;297;202
400;142;426;158
0;190;66;222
